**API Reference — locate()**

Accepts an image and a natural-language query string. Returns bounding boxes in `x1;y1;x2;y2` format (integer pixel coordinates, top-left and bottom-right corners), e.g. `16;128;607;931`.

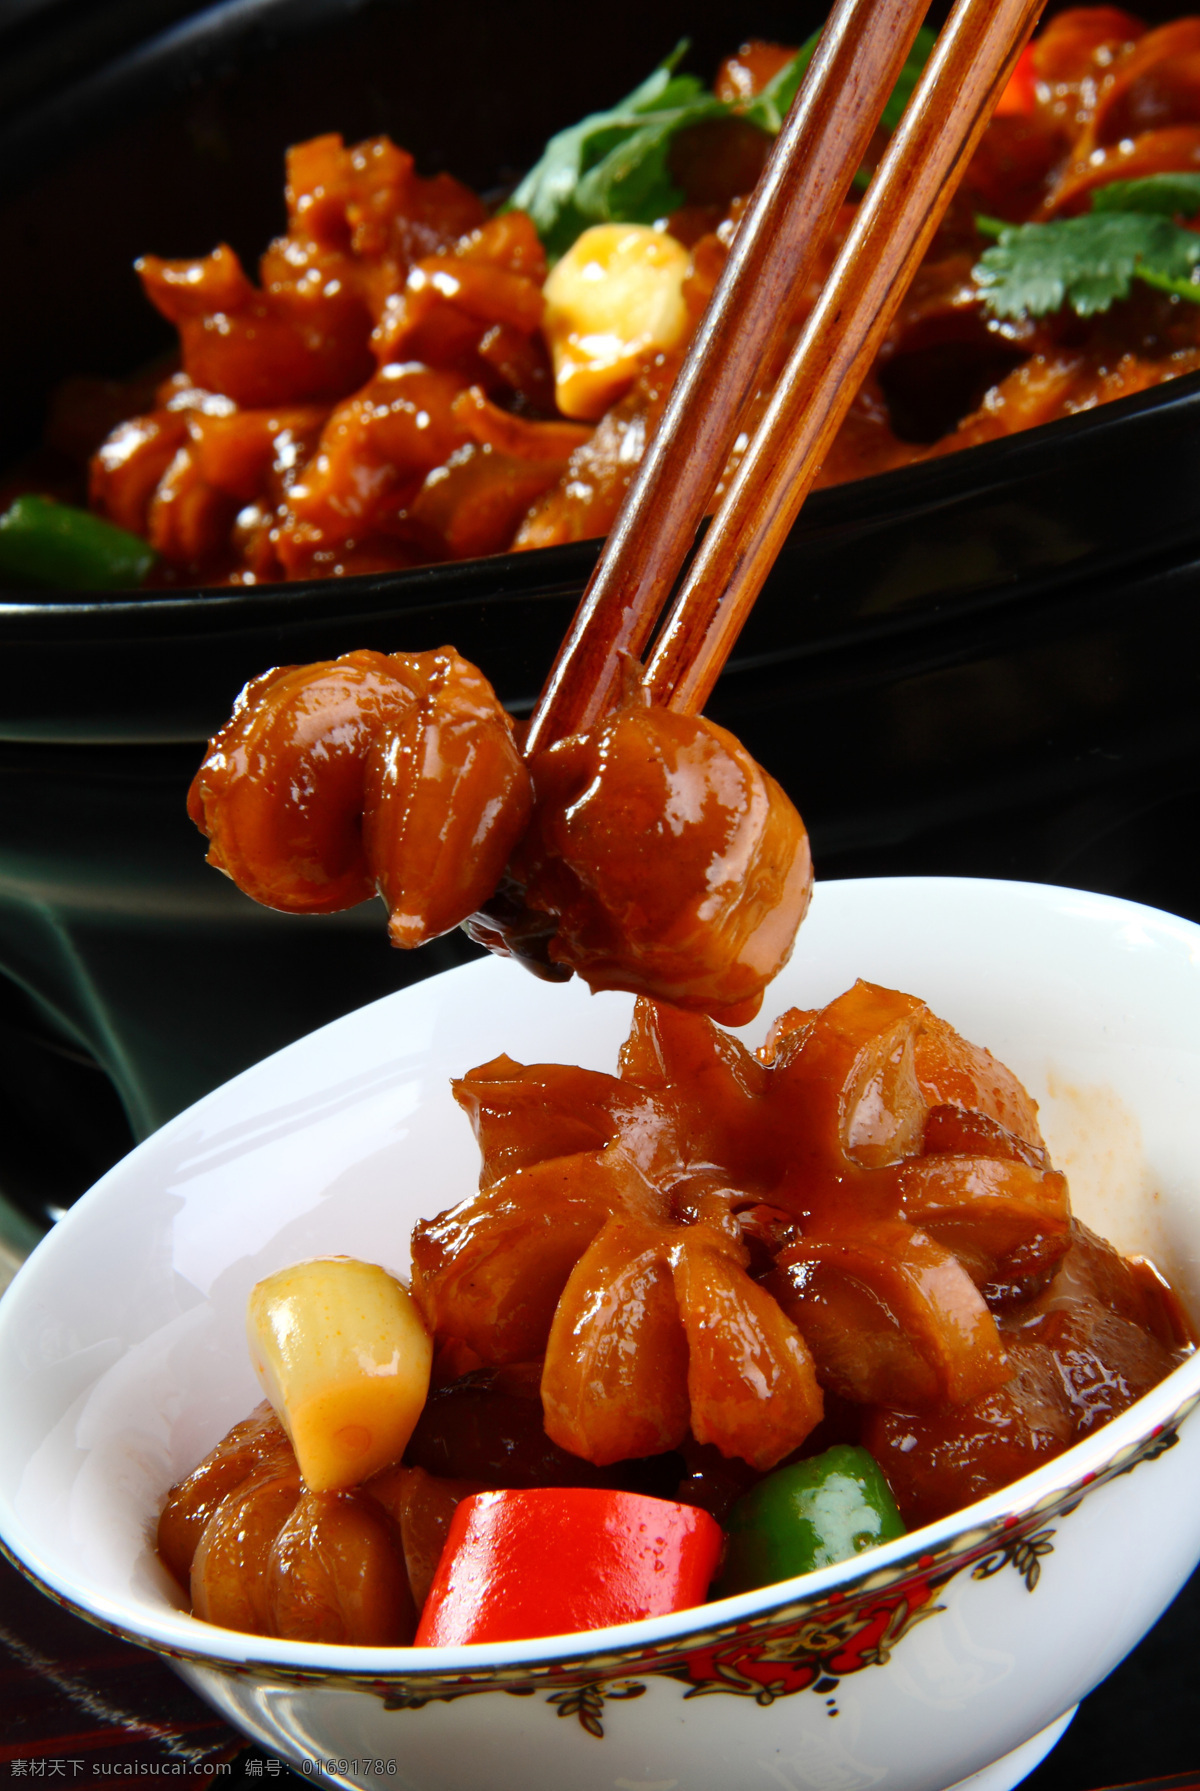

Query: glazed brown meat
863;1221;1189;1524
187;647;532;948
510;701;813;1024
410;983;1188;1513
162;1407;436;1644
411;986;1084;1475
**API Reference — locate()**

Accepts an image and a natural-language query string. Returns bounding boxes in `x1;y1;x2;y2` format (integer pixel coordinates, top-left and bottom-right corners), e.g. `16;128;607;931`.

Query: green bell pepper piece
718;1445;905;1597
0;495;156;591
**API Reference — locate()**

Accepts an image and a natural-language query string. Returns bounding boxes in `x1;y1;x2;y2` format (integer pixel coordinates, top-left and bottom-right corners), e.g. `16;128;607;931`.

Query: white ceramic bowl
3;877;1200;1791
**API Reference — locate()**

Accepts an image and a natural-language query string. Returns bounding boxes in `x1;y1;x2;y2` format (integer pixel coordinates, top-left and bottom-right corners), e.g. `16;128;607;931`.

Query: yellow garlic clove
247;1257;432;1493
542;224;691;420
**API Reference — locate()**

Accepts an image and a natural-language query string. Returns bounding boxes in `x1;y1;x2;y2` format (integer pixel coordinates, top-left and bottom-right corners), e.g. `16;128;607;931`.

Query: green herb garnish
0;495;156;591
738;30;822;135
741;26;935;139
975;173;1200;318
509;29;938;260
506;44;725;261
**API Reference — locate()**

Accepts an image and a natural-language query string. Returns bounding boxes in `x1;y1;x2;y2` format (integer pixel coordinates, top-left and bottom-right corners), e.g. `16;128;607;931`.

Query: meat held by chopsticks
188;653;814;1020
501;698;812;1025
187;648;532;948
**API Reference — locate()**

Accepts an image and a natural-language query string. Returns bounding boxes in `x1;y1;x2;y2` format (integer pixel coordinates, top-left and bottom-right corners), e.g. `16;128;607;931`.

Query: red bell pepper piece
413;1487;723;1646
995;42;1038;115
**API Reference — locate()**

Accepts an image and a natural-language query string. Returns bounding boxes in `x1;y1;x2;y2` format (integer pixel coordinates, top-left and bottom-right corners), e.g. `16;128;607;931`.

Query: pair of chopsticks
524;0;1045;756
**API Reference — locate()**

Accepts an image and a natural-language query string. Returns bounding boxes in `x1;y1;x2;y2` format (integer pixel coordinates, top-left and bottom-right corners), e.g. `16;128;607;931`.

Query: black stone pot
2;0;1199;1227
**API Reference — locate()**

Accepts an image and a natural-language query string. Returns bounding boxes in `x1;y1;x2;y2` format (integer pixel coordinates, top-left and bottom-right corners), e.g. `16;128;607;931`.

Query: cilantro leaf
741;26;935;140
975;196;1200;319
510;26;939;259
740;32;822;135
1091;172;1200;217
505;43;725;260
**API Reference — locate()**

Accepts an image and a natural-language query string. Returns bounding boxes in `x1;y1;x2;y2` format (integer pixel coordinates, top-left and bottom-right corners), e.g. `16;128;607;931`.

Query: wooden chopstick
644;0;1046;715
523;0;933;757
